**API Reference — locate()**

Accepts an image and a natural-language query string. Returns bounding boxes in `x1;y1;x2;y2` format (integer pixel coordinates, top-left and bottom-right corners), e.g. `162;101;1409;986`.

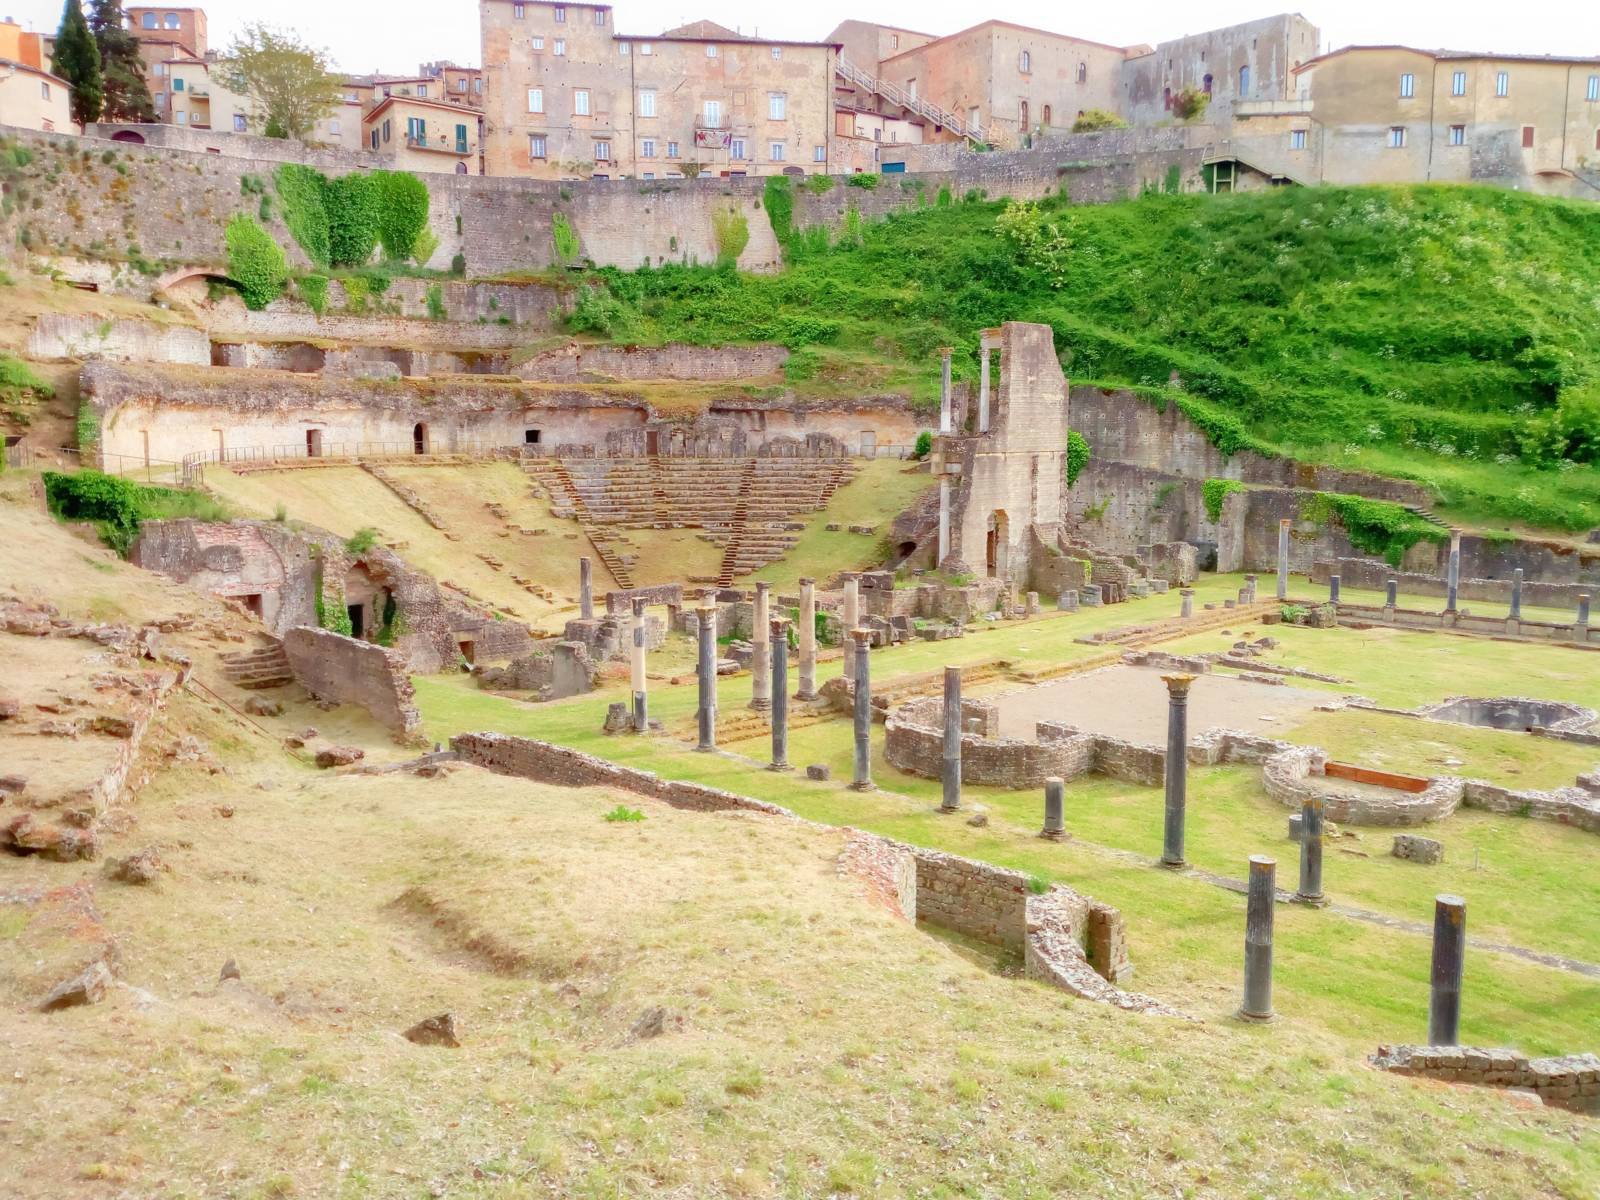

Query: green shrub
1201;478;1246;523
274;163;331;267
551;211;580;265
711;208;749;267
43;470;229;556
425;283;445;320
325;171;380;266
224;212;288;310
450;252;466;276
1301;492;1449;566
567;285;635;337
602;805;645;823
912;430;933;460
0;355;52;423
1072;109;1128;133
1066;430;1090;487
74;402;100;448
345;526;379;554
846;173;878;190
1170;89;1210;121
804;174;835;195
412;227;440;267
763;174;794;245
297;273;329;315
373;170;431;261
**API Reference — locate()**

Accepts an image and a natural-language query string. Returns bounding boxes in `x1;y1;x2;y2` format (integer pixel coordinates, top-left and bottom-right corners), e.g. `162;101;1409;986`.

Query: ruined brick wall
1314;556;1600;602
1372;1046;1600;1114
26;314;210;365
282;626;421;738
517;342;787;382
913;849;1029;951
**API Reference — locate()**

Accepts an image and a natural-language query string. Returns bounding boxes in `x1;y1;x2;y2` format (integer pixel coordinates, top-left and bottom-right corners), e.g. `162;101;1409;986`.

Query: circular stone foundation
1419;696;1596;734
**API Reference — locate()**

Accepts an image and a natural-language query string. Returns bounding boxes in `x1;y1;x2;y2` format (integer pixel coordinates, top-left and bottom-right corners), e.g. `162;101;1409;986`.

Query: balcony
405;135;473;157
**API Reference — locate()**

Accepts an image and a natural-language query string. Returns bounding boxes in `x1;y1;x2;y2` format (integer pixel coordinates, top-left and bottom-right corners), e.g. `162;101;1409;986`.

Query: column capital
755;580;771;596
798;576;815;588
1161;673;1197;696
1278;518;1292;529
849;627;872;644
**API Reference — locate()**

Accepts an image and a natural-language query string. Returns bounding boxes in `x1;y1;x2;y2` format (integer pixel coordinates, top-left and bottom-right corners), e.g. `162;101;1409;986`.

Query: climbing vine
551;212;580;265
1201;478;1246;523
1300;492;1448;567
763;175;794;246
712;208;749;267
1066;430;1090;487
224;212;289;310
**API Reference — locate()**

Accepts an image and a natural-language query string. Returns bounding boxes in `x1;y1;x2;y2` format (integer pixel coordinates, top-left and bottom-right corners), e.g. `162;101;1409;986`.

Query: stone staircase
1096;599;1283;651
528;457;635;589
219;641;293;690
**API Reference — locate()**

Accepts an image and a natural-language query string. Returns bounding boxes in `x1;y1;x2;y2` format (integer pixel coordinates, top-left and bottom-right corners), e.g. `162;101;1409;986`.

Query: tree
88;0;156;123
50;0;103;128
213;24;341;142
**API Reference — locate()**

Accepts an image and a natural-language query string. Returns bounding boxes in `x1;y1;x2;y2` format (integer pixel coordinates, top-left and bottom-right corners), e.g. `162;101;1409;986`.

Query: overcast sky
10;0;1595;75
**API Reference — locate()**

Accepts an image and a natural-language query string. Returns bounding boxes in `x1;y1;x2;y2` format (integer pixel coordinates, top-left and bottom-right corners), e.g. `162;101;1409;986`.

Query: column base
749;699;772;712
848;780;875;792
1292;893;1330;908
939;802;961;814
1038;829;1068;841
694;744;717;753
795;689;817;702
1158;857;1186;870
1235;1008;1277;1024
766;761;792;772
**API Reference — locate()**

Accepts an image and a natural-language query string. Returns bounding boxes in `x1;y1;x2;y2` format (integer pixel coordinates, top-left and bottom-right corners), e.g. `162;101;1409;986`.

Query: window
574;89;590;115
667;140;679;157
890;34;898;49
813;144;826;162
1399;72;1414;98
1389;126;1406;149
1163;86;1171;110
1449;124;1465;146
141;11;155;27
1496;71;1509;97
1522;125;1535;148
529;133;547;158
769;141;784;161
1452;70;1466;96
594;7;605;23
553;39;565;55
173;77;184;92
154;63;167;76
1076;62;1087;84
527;87;543;111
417;84;428;98
456;123;468;152
328;118;340;135
164;12;178;28
638;89;655;117
382;118;391;142
641;138;656;157
371;129;380;150
175;110;187;125
554;5;565;20
458;78;467;92
618;41;629;54
407;116;426;141
154;92;165;108
1203;73;1213;95
229;113;243;132
594;140;610;160
768;92;785;120
513;1;524;16
729;137;745;158
703;99;721;126
41;81;50;100
1588;75;1599;102
1019;50;1030;73
771;46;781;59
532;36;544;49
475;78;483;93
706;44;717;57
641;172;654;179
640;42;652;54
1289;129;1306;150
1239;64;1250;95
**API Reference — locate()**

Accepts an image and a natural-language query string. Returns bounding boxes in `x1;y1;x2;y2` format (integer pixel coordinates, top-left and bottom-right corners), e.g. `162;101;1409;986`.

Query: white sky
8;0;1596;77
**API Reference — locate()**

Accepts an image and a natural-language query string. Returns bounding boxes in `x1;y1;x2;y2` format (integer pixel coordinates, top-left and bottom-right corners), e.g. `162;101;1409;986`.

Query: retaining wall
25;313;211;365
282;626;421;738
1372;1045;1600;1115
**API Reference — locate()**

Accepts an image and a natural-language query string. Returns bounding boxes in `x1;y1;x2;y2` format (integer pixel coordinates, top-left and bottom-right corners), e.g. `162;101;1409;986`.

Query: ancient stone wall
516;341;788;382
281;626;421;738
1372;1046;1600;1114
913;848;1029;951
1314;558;1600;606
1336;602;1599;648
26;314;210;365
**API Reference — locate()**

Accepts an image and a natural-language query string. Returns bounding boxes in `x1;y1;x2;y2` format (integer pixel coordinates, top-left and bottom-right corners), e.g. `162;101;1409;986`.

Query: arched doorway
110;129;146;144
1040;105;1052;128
1019;100;1029;131
985;510;1009;578
413;422;428;455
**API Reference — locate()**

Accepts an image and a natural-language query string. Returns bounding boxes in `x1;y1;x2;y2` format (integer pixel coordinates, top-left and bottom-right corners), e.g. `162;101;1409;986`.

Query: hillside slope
573;183;1600;532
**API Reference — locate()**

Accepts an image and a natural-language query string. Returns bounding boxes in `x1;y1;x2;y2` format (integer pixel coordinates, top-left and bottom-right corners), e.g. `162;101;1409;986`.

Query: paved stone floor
993;664;1329;743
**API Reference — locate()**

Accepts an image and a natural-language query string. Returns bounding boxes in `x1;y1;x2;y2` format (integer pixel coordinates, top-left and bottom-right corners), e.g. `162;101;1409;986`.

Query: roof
363;93;483;123
0;56;68;85
1296;44;1600;72
661;19;742;39
615;30;840;48
483;0;612;8
878;19;1135;66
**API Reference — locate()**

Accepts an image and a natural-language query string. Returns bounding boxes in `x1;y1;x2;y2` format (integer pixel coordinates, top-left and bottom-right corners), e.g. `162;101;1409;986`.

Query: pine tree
51;0;104;127
88;0;156;123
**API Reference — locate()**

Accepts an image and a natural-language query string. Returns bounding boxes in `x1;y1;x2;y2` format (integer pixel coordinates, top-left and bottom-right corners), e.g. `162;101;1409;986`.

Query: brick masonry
1372;1046;1600;1115
282;626;421;738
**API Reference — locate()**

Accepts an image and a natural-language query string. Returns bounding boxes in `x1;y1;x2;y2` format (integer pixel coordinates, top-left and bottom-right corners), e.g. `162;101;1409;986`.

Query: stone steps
220;642;292;690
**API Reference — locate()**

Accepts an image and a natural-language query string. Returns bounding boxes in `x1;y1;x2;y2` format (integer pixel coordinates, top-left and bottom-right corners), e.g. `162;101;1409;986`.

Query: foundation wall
1373;1046;1600;1114
281;626;422;737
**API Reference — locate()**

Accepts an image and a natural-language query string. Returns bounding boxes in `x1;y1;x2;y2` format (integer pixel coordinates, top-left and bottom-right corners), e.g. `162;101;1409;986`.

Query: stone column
1509;569;1523;621
695;603;717;752
1577;594;1592;638
750;582;771;711
1244;574;1258;603
579;556;594;620
1239;855;1276;1022
1428;894;1466;1046
1160;674;1194;868
768;617;790;771
1180;589;1194;619
1385;577;1398;609
938;346;953;434
796;577;817;700
1445;530;1461;614
1328;574;1341;604
849;629;874;792
940;666;962;813
630;598;648;733
1040;776;1065;839
978;346;991;433
842;580;860;681
1277;519;1291;601
1295;796;1326;906
938;476;951;564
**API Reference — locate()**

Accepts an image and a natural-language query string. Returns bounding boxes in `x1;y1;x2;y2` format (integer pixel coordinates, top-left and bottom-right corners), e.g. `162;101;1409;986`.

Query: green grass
568;184;1600;531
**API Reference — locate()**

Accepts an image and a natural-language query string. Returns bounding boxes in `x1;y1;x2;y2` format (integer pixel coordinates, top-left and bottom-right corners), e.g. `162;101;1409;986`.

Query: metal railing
179;440;524;485
21;445;189;484
835;55;1001;148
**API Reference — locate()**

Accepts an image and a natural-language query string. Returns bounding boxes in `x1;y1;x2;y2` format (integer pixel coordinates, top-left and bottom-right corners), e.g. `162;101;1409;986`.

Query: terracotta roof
878;19;1135;65
0;56;68;85
363;93;483;123
661;19;742;40
1296;44;1600;72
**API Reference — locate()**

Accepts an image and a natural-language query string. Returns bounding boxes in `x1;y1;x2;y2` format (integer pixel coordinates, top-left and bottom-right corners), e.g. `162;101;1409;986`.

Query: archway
110;129;146;144
985;510;1009;578
1041;105;1052;128
413;422;428;455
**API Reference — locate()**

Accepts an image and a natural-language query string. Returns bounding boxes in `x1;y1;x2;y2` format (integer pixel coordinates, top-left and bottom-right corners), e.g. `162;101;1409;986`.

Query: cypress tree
51;0;104;128
88;0;156;123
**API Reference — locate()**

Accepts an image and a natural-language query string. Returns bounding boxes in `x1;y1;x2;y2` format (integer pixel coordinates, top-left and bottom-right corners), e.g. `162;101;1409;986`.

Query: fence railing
13;445;188;484
179;440;524;484
835;55;999;148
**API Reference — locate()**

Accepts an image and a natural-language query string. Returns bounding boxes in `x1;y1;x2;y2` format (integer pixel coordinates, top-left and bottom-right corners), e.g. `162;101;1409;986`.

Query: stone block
1392;834;1443;865
805;764;831;781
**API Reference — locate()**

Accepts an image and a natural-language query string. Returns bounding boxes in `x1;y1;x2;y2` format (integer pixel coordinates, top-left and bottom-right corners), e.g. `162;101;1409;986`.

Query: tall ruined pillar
579;556;594;621
842;579;860;681
1445;531;1461;614
1295;796;1326;906
1276;519;1291;601
630;597;648;733
1239;855;1276;1022
849;629;874;792
978;345;991;433
769;617;791;771
938;346;954;434
796;577;817;701
1428;894;1466;1046
940;666;962;813
750;581;771;712
695;603;717;752
1160;674;1194;868
938;476;951;565
1509;569;1523;622
1577;593;1592;639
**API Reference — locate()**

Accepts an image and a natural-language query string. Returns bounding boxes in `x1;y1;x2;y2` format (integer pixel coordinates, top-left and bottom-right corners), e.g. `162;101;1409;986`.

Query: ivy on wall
224;212;289;310
1201;478;1246;523
272;164;430;269
1300;492;1449;567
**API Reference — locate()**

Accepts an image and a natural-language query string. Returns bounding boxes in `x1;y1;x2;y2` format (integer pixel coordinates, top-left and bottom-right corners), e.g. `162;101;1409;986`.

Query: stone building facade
0;57;72;134
363;94;481;173
1121;14;1321;129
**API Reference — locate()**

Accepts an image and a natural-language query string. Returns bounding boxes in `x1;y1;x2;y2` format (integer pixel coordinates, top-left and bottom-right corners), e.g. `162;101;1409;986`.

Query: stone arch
986;510;1010;578
110;129;147;144
413;421;429;455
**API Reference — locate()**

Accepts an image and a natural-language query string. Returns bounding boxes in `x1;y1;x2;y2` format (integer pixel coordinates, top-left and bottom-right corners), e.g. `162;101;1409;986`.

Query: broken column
842;579;860;681
1026;591;1040;617
695;603;717;752
1040;776;1065;839
1239;855;1276;1022
978;338;992;433
1509;568;1523;621
750;581;771;711
579;556;594;620
938;476;951;564
797;577;817;701
1445;530;1461;614
1295;796;1326;906
1160;674;1194;868
1328;574;1340;604
1277;519;1291;600
1428;894;1466;1046
768;617;791;771
1577;594;1592;639
1244;574;1258;603
938;346;953;434
630;597;648;733
849;629;873;792
1180;589;1194;619
940;666;961;813
1385;577;1398;610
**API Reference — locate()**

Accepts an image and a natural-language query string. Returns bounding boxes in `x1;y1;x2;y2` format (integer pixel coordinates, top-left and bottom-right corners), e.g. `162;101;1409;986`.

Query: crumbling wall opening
986;510;1010;578
413;422;429;455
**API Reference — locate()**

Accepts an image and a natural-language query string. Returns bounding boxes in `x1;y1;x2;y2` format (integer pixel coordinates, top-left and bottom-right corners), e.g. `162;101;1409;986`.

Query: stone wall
516;341;787;382
26;314;210;365
1336;602;1599;648
912;848;1029;951
1313;558;1600;607
281;626;421;738
1372;1045;1600;1115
